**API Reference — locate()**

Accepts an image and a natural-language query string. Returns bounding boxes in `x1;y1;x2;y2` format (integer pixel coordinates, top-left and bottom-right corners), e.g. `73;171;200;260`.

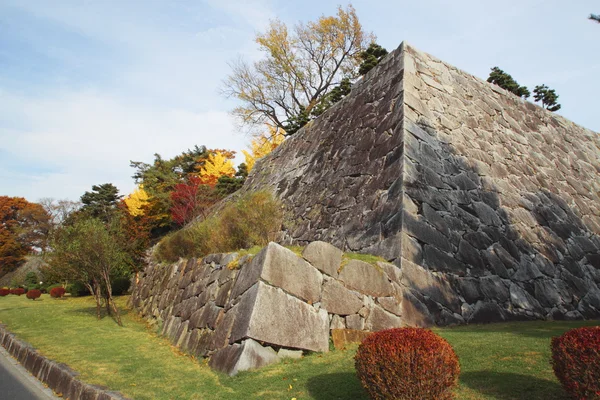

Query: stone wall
240;42;600;323
131;242;416;375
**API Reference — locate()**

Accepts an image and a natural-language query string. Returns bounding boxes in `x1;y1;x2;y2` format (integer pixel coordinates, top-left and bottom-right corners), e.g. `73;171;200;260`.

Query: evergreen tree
359;43;388;76
533;85;561;112
487;67;530;98
216;163;248;196
80;183;122;221
590;14;600;23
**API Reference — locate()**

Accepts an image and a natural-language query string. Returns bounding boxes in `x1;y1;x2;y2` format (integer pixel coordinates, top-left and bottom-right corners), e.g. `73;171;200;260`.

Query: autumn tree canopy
223;5;374;135
0;196;50;276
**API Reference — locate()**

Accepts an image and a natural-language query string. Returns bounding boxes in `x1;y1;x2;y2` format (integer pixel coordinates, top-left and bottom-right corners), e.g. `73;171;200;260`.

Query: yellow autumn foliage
198;151;236;186
243;126;286;171
124;186;150;216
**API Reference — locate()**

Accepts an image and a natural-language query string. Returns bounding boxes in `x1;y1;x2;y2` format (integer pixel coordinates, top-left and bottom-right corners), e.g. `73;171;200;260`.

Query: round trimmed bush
10;288;26;296
0;288;9;297
551;326;600;399
355;327;460;400
49;286;66;298
26;289;42;300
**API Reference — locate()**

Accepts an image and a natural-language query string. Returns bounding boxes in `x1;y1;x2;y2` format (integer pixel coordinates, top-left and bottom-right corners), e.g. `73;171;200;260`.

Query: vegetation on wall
155;190;283;263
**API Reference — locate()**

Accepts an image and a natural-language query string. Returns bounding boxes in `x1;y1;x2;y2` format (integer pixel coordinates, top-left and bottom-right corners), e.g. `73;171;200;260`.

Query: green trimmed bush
67;281;90;297
355;328;460;400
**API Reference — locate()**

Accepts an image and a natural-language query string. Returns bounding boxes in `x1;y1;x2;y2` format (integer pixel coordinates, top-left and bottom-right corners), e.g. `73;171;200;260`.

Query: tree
590;14;600;23
124;186;150;217
38;198;81;228
197;150;236;186
0;197;50;276
487;67;530;98
80;183;122;221
130;146;211;235
242;125;286;171
170;176;220;226
533;84;561;112
358;43;388;75
48;218;130;325
216;163;249;196
223;5;374;135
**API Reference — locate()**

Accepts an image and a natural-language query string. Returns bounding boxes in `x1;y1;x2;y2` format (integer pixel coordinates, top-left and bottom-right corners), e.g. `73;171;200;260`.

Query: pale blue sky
1;0;598;201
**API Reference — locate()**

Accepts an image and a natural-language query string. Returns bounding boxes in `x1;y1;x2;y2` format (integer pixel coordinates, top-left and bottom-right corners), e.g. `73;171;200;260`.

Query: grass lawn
0;294;597;400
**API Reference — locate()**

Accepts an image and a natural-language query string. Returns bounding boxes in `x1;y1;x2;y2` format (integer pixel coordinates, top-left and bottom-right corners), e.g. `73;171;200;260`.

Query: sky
1;0;598;202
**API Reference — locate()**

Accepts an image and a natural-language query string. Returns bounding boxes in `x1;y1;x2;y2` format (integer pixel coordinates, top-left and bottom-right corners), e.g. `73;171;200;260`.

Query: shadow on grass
306;372;368;400
461;371;567;400
442;320;600;340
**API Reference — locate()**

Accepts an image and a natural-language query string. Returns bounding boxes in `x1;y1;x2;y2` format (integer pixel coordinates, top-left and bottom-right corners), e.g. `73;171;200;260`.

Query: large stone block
338;260;394;297
229;282;329;352
302;241;343;277
209;339;279;376
320;279;363;315
231;242;323;304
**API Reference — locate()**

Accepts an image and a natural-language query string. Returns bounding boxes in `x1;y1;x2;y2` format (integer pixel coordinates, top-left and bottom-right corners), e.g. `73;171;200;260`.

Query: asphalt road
0;346;58;400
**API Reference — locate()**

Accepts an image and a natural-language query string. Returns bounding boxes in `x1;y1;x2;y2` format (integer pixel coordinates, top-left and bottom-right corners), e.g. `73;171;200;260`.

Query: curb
0;324;131;400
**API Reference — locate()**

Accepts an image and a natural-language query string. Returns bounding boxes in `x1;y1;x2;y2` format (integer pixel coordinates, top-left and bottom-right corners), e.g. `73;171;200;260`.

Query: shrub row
155;190;283;263
355;326;600;400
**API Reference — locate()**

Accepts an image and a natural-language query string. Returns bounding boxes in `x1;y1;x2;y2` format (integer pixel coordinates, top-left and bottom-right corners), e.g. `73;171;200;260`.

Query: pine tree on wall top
487;67;530;99
590;14;600;23
533;84;561;112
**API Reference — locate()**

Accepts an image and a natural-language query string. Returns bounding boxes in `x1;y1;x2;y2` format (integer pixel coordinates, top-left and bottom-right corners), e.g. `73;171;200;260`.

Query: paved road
0;346;58;400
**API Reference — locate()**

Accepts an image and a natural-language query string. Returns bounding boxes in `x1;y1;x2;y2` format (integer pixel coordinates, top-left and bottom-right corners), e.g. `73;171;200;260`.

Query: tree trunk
85;281;102;320
101;269;122;326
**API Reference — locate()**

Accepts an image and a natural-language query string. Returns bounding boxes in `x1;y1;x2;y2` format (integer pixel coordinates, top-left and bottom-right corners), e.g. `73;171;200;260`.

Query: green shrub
355;328;460;400
67;281;90;297
111;277;131;296
551;326;600;399
156;191;283;263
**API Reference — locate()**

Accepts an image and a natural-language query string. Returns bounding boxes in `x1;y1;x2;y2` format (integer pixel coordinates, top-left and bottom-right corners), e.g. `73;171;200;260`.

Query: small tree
487;67;530;98
533;84;561;111
590;14;600;23
48;218;130;325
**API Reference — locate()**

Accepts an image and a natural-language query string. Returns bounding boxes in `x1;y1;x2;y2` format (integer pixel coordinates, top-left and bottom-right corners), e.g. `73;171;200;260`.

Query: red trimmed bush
0;288;9;297
49;287;66;298
10;288;26;296
551;326;600;399
26;289;41;300
355;328;460;400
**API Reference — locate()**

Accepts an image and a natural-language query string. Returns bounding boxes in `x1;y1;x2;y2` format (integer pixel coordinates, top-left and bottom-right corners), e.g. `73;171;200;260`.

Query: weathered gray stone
509;283;542;311
479;276;510;303
401;260;461;313
469;301;506;323
423;245;467;276
330;315;346;330
345;314;364;330
231;242;323;303
302;241;343;277
365;304;403;331
338;260;394;297
209;339;279;376
229;282;329;352
321;280;363;315
513;261;544;282
400;289;434;327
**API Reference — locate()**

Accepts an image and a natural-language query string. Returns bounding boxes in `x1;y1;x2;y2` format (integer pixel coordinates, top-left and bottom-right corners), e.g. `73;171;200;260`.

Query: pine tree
533;84;561;112
487;67;530;98
359;43;388;75
590;14;600;23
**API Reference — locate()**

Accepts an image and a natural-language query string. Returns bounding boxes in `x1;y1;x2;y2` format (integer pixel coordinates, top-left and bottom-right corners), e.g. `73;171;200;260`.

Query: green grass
0;294;597;399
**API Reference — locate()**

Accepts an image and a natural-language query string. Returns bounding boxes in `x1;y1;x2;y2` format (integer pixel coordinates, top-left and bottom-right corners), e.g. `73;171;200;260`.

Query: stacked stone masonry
240;42;600;324
132;41;600;373
131;242;413;375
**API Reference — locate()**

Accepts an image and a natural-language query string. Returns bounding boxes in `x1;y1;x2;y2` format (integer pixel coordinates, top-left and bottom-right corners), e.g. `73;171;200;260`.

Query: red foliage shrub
49;287;66;298
0;288;9;296
355;327;460;400
10;288;25;296
551;326;600;399
26;289;41;300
